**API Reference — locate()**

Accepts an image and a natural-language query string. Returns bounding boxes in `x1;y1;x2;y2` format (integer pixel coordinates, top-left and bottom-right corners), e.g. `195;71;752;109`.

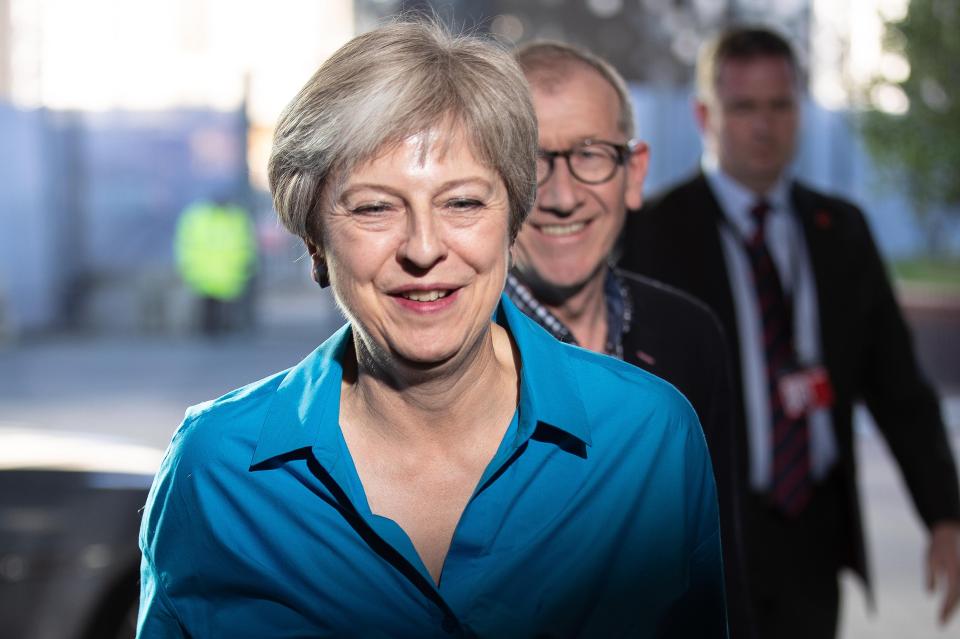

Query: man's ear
624;141;650;211
694;98;710;134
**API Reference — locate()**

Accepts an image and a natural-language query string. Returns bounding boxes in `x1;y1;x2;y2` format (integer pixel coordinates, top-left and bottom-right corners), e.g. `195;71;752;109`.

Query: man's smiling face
513;65;647;299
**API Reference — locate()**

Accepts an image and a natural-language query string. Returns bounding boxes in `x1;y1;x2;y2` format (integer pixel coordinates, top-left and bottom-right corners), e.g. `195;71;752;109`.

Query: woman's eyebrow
434;177;494;194
337;183;403;201
339;177;495;201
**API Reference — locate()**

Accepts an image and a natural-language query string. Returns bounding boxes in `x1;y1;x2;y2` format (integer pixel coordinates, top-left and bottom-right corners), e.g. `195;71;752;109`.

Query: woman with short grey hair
269;20;537;244
138;19;727;638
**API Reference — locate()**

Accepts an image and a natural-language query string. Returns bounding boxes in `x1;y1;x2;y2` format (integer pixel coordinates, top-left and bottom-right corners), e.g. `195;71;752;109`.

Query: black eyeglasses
536;139;635;186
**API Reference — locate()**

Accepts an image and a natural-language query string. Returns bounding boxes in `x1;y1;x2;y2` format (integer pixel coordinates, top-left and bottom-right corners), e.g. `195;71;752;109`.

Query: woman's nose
398;208;447;270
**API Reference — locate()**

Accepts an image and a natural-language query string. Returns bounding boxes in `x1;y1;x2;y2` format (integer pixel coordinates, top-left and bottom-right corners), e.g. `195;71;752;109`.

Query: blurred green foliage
892;257;960;288
860;0;959;244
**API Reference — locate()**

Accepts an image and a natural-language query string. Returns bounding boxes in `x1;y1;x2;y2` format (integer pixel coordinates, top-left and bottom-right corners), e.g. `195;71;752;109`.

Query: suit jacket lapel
791;183;846;402
685;174;752;486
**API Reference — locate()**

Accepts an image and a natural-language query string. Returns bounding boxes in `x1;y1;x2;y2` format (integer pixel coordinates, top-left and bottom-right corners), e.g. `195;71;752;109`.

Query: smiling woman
137;19;728;639
316;128;513;370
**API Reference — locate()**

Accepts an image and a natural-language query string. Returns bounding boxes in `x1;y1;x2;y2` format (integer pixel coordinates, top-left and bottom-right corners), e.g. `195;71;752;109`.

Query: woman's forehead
346;123;495;181
375;119;476;165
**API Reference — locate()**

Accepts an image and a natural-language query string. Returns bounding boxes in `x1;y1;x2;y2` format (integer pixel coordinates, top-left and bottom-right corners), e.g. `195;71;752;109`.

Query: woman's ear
305;237;330;288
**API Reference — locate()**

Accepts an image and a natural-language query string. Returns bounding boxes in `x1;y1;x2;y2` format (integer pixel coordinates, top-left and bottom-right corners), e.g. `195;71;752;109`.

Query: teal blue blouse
138;295;727;638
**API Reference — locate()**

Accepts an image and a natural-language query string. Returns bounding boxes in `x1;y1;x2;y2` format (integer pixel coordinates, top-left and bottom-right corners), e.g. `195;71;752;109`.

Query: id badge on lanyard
777;365;835;419
721;209;837;419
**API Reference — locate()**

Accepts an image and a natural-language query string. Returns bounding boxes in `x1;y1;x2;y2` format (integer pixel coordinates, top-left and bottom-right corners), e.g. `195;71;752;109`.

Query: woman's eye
447;198;483;211
350;202;392;215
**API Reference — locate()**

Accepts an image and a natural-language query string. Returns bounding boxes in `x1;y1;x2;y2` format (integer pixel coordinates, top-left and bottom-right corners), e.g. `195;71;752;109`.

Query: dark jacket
619;173;960;597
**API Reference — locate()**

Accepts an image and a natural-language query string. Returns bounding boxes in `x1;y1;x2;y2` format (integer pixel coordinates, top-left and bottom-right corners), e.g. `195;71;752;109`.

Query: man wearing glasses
509;42;754;638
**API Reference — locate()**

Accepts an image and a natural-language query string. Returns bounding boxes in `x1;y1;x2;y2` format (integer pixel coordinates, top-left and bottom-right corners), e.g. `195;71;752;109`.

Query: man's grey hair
514;40;635;139
268;19;538;243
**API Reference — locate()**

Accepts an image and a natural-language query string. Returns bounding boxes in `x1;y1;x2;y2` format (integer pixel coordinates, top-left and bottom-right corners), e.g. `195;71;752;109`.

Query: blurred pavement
1;283;958;638
0;283;343;448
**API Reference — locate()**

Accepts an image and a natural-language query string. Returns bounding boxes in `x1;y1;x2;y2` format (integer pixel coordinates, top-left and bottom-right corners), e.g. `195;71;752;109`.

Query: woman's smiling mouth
388;287;462;312
399;289;452;302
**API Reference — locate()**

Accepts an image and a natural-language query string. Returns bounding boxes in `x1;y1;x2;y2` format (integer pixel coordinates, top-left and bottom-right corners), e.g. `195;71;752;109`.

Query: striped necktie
744;199;812;517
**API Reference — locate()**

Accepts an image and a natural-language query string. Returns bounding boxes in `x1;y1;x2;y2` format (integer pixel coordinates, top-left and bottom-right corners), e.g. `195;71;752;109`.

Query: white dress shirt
702;157;838;491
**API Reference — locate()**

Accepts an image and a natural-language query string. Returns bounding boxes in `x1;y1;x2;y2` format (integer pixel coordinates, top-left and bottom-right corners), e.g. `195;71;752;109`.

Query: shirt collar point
252;323;353;466
500;295;593;446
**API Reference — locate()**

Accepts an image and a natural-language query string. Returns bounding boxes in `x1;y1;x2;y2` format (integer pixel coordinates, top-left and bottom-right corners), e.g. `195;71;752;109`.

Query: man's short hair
514;41;635;139
696;26;800;103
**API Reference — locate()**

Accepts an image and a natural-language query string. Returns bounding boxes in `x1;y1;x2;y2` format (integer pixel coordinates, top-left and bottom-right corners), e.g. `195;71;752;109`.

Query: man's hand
927;521;960;625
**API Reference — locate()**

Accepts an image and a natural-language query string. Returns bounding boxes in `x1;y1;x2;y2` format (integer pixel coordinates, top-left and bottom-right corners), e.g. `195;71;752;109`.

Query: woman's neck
342;323;519;447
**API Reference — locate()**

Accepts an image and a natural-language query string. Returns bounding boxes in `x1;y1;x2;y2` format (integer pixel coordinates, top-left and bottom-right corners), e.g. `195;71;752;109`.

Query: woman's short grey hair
268;19;538;242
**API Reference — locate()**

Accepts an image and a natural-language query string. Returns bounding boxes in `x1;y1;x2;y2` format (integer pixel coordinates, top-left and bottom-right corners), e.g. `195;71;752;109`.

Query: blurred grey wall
0;105;248;335
0;106;68;336
358;0;811;85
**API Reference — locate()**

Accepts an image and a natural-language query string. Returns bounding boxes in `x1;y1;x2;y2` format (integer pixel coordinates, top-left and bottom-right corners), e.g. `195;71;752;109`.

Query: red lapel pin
814;209;832;229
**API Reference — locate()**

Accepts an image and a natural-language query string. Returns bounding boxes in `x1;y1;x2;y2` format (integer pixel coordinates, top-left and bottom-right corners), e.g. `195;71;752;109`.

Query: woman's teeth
401;290;449;302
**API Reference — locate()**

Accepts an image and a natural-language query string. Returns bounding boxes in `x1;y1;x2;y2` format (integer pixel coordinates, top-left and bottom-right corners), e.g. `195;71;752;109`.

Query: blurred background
0;0;957;637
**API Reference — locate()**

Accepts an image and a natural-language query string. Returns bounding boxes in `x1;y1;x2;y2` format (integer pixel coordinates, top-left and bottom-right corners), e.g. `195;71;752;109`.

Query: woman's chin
391;344;461;369
383;330;488;372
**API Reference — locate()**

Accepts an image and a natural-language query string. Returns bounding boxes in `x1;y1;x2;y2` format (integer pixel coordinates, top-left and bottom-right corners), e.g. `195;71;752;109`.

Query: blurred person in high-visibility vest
174;198;257;335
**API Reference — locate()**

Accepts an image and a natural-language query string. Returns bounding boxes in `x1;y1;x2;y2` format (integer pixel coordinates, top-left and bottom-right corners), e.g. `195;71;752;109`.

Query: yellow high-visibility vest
174;202;257;301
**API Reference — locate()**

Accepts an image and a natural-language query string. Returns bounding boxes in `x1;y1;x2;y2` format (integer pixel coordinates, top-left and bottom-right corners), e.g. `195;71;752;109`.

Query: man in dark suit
511;41;753;637
619;26;960;638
